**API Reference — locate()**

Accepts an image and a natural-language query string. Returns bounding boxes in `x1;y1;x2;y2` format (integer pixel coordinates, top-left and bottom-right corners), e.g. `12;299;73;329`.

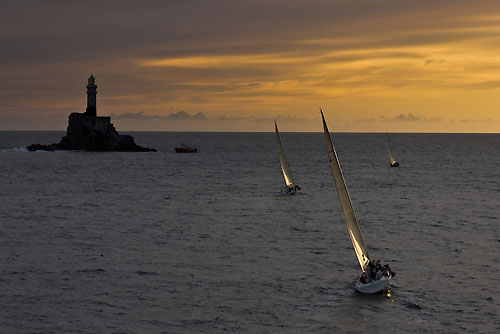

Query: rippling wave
1;131;499;333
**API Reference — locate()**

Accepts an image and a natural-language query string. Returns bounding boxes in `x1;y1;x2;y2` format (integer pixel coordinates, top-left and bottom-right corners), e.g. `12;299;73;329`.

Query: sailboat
321;110;392;293
386;132;399;167
275;121;300;194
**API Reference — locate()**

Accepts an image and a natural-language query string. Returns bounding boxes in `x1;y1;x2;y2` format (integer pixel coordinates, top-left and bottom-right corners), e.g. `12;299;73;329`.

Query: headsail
321;110;370;271
275;122;295;188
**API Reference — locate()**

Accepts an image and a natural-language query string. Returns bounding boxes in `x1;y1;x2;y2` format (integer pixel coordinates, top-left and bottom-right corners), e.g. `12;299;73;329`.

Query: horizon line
1;129;500;134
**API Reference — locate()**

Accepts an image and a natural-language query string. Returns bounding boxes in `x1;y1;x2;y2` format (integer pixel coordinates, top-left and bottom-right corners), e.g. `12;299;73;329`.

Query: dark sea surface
1;131;499;333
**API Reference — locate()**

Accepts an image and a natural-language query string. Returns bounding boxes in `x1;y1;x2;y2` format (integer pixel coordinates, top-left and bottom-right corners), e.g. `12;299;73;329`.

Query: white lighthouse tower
85;74;97;116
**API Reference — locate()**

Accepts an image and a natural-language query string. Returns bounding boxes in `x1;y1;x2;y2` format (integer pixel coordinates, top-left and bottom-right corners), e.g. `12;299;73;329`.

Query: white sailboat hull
282;188;298;195
355;275;391;294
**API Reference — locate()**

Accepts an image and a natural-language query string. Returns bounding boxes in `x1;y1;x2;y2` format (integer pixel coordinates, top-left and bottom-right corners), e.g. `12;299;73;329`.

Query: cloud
110;112;159;120
460;118;500;123
393;113;442;122
111;111;206;120
216;115;254;121
464;80;500;89
254;115;315;123
166;111;206;120
4;1;500;69
395;113;421;122
216;114;314;123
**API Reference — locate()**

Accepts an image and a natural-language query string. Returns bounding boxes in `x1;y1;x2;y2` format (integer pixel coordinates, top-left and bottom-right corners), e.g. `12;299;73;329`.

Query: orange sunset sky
1;0;500;132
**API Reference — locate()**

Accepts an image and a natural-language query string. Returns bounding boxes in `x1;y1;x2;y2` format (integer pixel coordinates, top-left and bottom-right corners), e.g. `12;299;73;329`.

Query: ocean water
0;131;499;333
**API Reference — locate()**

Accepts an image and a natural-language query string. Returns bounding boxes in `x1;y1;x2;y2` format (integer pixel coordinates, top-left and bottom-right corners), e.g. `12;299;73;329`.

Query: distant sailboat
275;121;300;194
386;132;399;167
321;109;392;293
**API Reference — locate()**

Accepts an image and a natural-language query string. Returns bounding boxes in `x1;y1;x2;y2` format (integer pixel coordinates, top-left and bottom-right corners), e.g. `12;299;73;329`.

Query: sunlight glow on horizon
2;3;500;132
131;25;500;130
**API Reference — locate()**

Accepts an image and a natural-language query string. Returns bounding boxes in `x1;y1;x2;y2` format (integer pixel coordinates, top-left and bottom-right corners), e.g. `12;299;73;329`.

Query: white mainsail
386;132;397;165
275;122;295;188
321;110;370;272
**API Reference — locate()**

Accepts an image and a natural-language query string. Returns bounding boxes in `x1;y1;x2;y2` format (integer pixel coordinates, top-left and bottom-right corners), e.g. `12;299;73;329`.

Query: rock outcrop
28;113;156;152
28;74;156;152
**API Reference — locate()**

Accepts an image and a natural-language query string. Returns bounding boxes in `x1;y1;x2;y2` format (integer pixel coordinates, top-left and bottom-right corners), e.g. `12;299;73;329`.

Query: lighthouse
85;74;97;116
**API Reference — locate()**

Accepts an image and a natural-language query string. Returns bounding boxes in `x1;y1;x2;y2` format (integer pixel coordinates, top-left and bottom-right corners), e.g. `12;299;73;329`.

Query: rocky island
28;75;156;152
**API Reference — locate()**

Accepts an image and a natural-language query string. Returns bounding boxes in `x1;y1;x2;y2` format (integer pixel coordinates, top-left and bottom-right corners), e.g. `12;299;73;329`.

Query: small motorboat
175;144;198;153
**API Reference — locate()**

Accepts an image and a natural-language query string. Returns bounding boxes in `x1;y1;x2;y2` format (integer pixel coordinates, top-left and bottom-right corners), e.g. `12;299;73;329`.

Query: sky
1;0;500;132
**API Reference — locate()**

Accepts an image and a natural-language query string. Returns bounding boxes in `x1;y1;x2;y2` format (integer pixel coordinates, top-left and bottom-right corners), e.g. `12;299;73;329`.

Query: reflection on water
383;287;394;302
